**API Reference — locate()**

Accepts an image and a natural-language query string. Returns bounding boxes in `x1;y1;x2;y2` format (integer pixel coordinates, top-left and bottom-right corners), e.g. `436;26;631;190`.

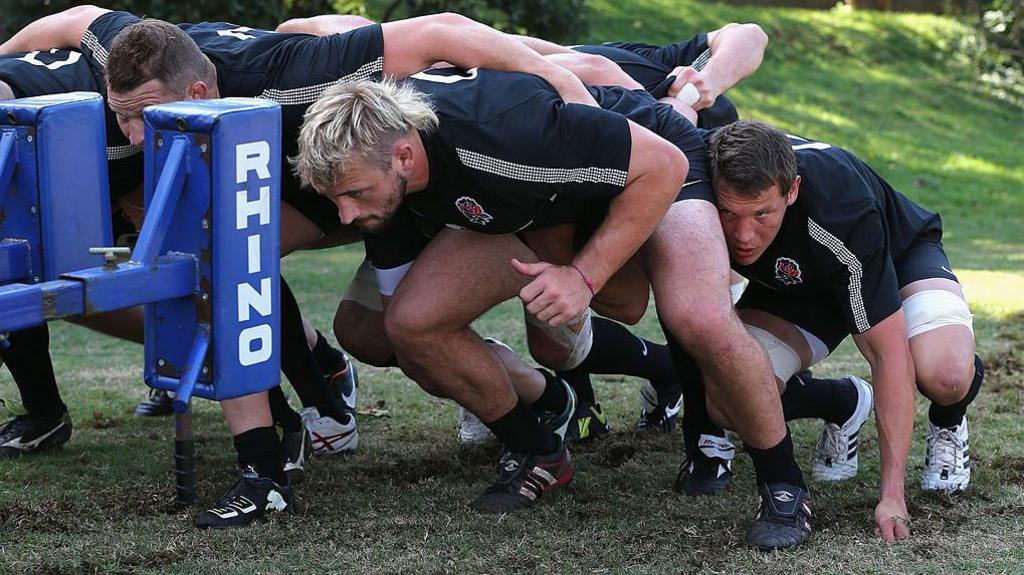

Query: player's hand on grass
668;66;718;111
512;259;593;326
874;496;912;542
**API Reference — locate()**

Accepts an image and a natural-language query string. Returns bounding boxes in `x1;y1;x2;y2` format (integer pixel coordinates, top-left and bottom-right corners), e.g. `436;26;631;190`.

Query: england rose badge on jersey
774;257;803;285
455;196;493;226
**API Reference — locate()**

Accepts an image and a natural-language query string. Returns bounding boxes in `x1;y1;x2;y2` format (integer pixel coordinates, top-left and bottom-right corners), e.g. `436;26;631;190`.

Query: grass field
2;2;1024;574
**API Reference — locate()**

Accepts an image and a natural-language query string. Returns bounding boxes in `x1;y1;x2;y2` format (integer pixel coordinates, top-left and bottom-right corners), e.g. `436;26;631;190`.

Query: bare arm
381;13;596;106
669;22;769;110
512;34;575;55
704;22;769;90
0;5;109;54
515;121;687;326
853;309;915;542
545;52;643;90
275;15;375;35
574;121;687;291
543;52;699;126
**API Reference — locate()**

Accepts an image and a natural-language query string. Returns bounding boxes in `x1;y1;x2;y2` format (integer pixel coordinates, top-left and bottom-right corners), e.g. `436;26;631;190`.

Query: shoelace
926;426;965;469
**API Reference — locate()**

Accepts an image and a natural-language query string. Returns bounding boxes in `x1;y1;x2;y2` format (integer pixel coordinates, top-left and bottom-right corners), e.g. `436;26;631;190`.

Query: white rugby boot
812;376;874;481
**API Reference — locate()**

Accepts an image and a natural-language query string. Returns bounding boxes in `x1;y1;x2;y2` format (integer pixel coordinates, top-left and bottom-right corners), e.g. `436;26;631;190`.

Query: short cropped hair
0;80;14;101
106;19;215;95
708;120;797;197
293;79;439;193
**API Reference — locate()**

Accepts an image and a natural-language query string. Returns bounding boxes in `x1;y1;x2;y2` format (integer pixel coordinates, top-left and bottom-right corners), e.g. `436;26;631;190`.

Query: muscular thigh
642;200;732;322
521;224;650;323
388;229;540;332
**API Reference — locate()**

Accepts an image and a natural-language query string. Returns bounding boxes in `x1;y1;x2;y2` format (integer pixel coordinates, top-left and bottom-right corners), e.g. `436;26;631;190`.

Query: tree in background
2;0;586;44
984;0;1022;61
375;0;587;42
1;0;345;42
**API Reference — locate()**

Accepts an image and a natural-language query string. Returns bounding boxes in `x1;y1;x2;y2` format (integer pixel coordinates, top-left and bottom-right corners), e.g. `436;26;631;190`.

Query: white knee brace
903;289;974;339
746;325;803;383
525;308;594;371
730;279;747;305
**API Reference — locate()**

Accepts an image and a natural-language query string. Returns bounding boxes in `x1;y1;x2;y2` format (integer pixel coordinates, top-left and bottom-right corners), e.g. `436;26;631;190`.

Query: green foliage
383;0;588;42
982;0;1023;59
2;1;281;39
0;0;345;41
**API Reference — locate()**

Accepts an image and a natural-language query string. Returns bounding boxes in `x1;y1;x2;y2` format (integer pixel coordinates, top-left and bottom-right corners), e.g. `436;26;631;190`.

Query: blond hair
293;79;439;193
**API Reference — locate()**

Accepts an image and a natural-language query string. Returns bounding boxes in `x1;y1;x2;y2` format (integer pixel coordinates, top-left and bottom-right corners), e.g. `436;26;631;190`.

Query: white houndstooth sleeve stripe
107;144;142;161
808;218;870;332
690;48;711;72
455;148;628;188
82;30;109;69
259;57;383;106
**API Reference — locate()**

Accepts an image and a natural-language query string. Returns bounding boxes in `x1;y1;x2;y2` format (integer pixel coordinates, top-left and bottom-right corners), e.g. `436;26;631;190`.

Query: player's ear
785;175;801;206
392;137;415;175
185;81;209;100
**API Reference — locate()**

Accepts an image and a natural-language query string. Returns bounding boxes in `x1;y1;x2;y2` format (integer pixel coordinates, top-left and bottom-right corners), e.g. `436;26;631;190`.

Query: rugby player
445;25;771;442
2;5;599;528
699;120;982;542
294;64;809;550
533;26;769;437
294;69;690;512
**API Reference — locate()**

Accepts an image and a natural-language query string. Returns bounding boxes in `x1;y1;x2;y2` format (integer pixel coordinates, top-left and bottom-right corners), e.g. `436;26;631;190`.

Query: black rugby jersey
729;133;942;334
576;35;739;129
403;68;631;235
82;11;385;231
366;67;710;271
81;12;384;154
0;49;142;196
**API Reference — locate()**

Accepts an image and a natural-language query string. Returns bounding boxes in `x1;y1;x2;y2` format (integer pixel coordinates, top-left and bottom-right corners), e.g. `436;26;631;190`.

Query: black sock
560;370;596;405
746;429;805;488
268;386;302;433
0;325;65;419
233;426;287;485
484;399;558;455
531;369;569;412
312;330;347;374
929;354;984;428
781;374;859;425
659;320;724;456
574;317;677;394
280;277;343;419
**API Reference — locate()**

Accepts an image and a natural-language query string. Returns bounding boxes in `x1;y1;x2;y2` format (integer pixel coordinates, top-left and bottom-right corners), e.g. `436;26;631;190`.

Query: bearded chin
359;174;408;234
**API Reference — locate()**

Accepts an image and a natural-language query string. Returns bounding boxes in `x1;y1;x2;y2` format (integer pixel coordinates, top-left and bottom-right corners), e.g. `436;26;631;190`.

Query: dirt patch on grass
0;500;77;534
0;486;182;534
594;439;638;468
28;549;179;575
987;347;1024;392
986;455;1024;486
347;454;488;487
